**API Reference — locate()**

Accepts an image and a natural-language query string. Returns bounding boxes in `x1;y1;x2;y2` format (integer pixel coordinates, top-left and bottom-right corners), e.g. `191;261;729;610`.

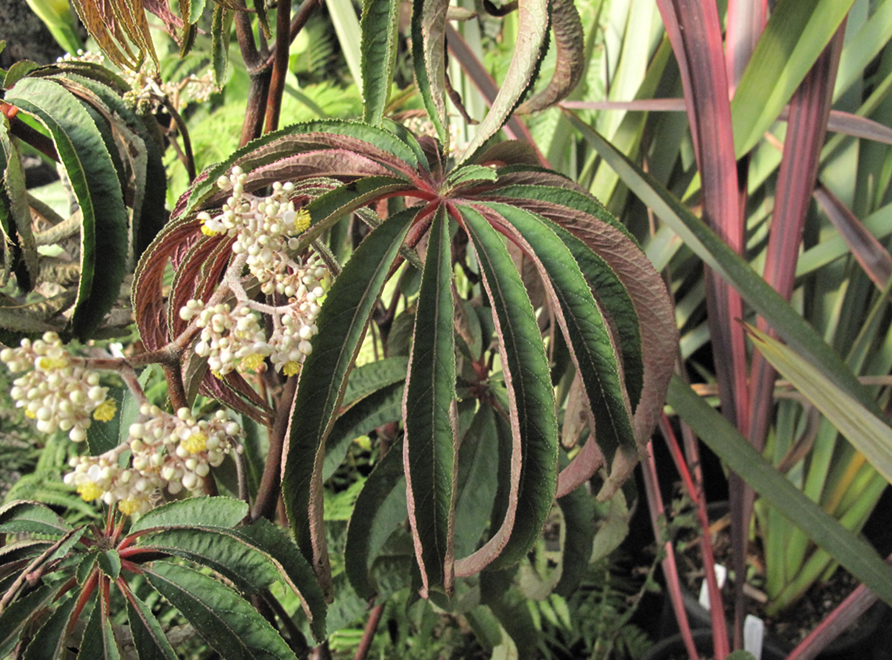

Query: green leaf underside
485;202;635;458
345;438;408;599
0;500;73;536
186;121;420;211
404;207;457;595
667;375;892;610
361;0;400;126
283;206;418;588
146;561;298;660
125;589;179;660
456;205;558;574
128;497;248;533
6;77;128;339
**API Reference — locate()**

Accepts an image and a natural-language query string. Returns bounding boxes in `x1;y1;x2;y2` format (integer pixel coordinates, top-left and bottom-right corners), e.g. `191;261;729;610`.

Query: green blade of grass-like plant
455;204;558;575
747;325;892;485
345;438;407;600
667;374;892;610
403;207;457;596
482;202;636;494
6;77;128;340
567;114;884;419
360;0;400;126
146;562;298;660
282;206;418;598
731;0;856;157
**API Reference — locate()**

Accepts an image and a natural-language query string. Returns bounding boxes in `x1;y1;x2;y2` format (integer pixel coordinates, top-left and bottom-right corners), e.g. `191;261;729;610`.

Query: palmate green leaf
283;206;418;596
146;561;298;660
5;77;128;340
667;375;892;610
128;496;248;534
455;205;558;575
21;593;77;660
459;0;550;164
404;207;456;596
360;0;400;126
568;115;884;420
411;0;449;145
0;500;72;536
747;326;892;485
124;588;178;660
485;202;636;482
345;439;407;599
323;381;404;481
731;0;856;157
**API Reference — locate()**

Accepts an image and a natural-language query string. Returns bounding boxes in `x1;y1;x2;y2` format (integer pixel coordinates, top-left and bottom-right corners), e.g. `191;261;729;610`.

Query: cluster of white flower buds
181;301;269;377
0;332;116;443
64;405;243;515
185;168;330;377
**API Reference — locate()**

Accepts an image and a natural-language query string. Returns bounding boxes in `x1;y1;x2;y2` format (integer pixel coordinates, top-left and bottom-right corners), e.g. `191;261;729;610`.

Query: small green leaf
445;164;499;191
360;0;400;126
98;549;121;579
128;497;248;534
146;561;299;660
86;386;141;456
5;77;128;339
404;207;457;595
0;500;72;536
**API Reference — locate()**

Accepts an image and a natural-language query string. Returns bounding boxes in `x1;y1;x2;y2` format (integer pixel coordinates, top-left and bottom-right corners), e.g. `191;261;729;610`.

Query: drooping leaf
403;207;457;596
6;77;129;340
459;0;550;163
128;496;248;534
146;561;298;660
282;206;418;597
411;0;450;144
554;476;595;597
361;0;401;126
211;4;232;88
344;439;407;599
516;0;585;114
0;130;37;290
455;205;558;575
0;500;72;536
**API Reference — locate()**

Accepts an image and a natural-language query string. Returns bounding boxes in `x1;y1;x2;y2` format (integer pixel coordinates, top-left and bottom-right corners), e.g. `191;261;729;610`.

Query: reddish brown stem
353;603;385;660
264;0;294;134
66;568;99;639
235;3;272;146
163;362;188;410
251;375;298;521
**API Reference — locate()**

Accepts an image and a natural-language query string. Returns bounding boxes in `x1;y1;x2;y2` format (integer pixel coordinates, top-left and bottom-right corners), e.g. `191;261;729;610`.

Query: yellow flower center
118;498;142;516
181;432;208;454
293;209;310;234
201;223;219;237
93;399;117;422
25;409;36;419
239;353;266;372
77;481;103;502
37;356;68;370
283;361;301;377
211;370;224;380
